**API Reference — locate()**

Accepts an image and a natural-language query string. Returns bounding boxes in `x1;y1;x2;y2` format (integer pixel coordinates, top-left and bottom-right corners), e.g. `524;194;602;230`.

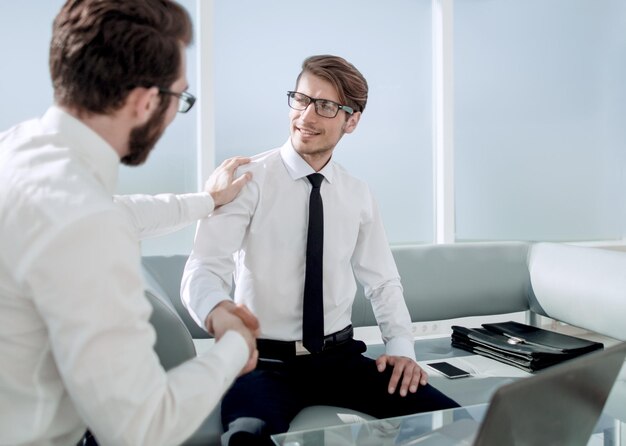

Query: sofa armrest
145;290;196;370
528;243;626;341
142;255;211;339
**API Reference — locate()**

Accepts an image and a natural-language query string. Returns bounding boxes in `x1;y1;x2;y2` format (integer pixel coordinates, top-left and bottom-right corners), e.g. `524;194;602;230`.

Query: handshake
205;300;260;375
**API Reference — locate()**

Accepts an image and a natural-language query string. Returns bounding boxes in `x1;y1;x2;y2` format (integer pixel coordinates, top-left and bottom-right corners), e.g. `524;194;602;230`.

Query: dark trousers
221;339;459;443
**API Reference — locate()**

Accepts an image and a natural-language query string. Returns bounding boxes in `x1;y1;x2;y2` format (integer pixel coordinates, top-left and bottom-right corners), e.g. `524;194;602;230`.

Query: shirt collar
41;106;120;194
279;138;335;184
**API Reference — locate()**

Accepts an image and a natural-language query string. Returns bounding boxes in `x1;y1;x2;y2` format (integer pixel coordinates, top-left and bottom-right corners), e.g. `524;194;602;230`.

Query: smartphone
427;361;470;379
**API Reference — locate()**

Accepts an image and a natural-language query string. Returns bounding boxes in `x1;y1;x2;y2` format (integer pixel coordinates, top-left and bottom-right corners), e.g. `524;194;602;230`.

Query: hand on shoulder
204;156;252;207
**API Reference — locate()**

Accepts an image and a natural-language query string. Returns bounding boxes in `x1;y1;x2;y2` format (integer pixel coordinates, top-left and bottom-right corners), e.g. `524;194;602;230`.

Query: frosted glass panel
117;0;197;196
0;1;64;129
454;0;626;242
0;1;198;255
118;0;198;255
214;0;433;244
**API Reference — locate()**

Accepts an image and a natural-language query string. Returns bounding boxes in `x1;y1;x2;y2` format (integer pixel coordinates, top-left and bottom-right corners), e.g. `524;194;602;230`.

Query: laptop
395;341;626;446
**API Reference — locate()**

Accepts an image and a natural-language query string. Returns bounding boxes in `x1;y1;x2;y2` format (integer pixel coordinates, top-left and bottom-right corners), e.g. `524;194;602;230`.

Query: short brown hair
296;55;368;113
50;0;193;115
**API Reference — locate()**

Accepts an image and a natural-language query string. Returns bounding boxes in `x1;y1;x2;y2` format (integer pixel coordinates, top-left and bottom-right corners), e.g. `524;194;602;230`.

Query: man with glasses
159;88;197;114
0;1;260;445
182;55;459;446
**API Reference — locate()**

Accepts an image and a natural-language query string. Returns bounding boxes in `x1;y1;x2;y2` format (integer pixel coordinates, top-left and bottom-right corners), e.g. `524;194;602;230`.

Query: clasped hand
205;301;260;375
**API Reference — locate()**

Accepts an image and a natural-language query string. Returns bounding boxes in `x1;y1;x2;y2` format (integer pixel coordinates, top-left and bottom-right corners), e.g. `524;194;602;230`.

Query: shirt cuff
181;192;215;219
385;336;416;362
191;296;233;333
203;330;249;378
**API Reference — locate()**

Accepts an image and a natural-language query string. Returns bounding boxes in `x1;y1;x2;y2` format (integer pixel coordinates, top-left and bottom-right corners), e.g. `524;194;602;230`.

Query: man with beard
0;1;259;445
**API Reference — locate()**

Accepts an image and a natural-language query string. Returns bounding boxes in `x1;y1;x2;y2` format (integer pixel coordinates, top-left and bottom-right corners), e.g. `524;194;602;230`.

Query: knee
222;417;273;446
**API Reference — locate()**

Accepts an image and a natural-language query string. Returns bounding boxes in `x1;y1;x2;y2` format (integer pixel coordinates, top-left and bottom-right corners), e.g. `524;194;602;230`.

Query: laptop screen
474;342;626;446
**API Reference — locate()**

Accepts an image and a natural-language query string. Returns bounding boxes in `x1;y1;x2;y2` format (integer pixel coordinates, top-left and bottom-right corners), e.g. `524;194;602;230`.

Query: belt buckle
295;341;311;356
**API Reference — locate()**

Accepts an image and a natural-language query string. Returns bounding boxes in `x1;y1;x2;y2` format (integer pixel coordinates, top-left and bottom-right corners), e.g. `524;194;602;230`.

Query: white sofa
141;242;626;445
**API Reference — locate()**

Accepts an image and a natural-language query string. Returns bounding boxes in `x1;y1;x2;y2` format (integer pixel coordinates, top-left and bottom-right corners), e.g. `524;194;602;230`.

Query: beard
121;96;170;166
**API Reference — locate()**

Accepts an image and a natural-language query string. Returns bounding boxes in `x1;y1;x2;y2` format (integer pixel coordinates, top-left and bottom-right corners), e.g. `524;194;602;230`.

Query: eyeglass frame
158;88;196;113
287;91;354;118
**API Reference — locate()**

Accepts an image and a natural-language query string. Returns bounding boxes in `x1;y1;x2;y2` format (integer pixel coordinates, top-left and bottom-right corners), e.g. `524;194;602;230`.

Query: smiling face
289;72;361;171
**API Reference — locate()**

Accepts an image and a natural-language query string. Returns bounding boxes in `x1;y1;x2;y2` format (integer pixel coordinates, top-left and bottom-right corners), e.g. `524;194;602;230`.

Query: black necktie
303;173;324;353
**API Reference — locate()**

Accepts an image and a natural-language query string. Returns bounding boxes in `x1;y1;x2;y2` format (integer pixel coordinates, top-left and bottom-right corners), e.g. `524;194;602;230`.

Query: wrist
204;300;235;334
204;313;215;335
208;190;224;207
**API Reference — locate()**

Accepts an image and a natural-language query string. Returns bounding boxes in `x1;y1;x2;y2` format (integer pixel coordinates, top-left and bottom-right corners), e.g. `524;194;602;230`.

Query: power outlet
411;322;443;337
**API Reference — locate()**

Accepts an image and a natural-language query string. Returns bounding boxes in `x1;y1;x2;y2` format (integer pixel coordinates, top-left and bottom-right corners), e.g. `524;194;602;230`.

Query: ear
125;86;160;125
342;111;361;134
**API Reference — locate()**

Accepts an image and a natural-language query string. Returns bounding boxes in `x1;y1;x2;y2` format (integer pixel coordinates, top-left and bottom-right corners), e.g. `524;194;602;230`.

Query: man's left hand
376;355;428;397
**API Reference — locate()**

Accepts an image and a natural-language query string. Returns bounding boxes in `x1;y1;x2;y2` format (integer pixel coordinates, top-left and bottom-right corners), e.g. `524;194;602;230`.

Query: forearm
181;183;257;329
114;192;214;240
181;247;237;330
129;331;248;446
352;194;416;360
89;332;248;446
369;284;417;361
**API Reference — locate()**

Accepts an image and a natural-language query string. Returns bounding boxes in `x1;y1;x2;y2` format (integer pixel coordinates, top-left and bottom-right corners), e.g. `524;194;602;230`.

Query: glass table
272;404;625;446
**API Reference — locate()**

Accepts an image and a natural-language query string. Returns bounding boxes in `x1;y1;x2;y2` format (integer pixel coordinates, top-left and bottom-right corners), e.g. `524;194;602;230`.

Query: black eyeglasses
287;91;353;118
159;88;196;113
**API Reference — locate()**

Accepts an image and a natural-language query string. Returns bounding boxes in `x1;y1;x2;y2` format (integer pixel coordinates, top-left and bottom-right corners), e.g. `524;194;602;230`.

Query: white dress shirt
0;106;249;446
182;140;416;360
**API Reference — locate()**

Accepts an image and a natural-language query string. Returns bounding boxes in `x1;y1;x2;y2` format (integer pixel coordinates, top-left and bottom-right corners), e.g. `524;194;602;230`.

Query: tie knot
307;173;324;189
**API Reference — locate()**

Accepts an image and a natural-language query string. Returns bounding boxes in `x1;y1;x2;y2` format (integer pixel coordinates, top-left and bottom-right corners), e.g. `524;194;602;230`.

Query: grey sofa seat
141;242;626;445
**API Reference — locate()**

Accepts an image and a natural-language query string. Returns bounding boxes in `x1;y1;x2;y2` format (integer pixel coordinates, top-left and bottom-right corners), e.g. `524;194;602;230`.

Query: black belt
257;325;353;360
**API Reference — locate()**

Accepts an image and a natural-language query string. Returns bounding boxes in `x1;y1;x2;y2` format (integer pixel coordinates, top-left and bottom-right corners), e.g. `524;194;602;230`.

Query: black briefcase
451;321;603;372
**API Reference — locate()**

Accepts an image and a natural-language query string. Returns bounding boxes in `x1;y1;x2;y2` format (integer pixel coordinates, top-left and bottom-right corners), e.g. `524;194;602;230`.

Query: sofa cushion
351;242;532;327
